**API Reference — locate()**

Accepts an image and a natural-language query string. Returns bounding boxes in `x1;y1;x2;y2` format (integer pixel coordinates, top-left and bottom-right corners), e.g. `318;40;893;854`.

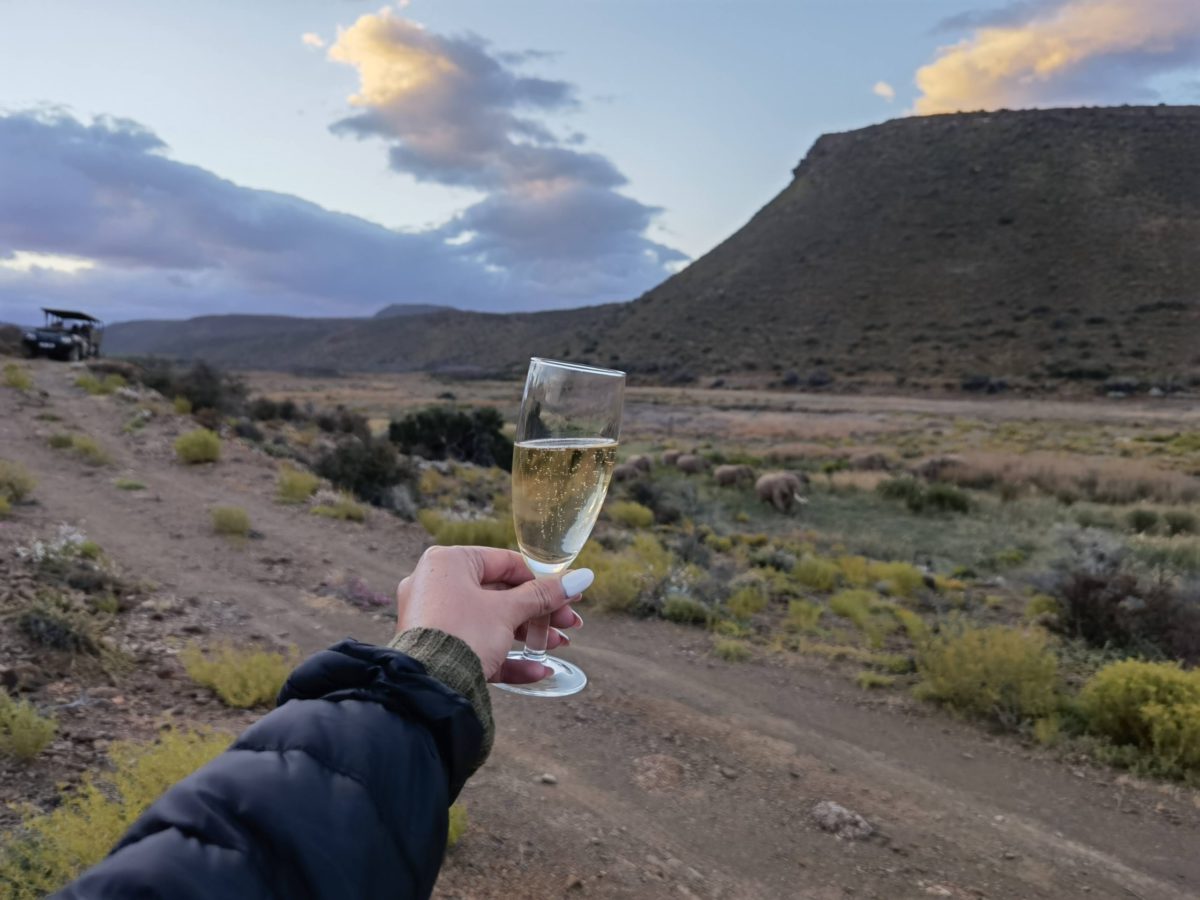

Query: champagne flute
496;357;625;697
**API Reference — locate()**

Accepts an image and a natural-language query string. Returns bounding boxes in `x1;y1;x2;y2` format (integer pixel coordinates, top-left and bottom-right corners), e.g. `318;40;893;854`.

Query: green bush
869;561;925;598
785;599;823;632
1126;508;1160;534
447;802;468;848
311;493;367;522
47;433;73;449
277;465;320;504
389;406;513;471
792;555;840;592
48;434;110;466
576;534;672;612
114;478;146;491
0;495;9;517
17;598;99;655
173;395;192;415
889;606;928;641
315;438;411;506
1164;510;1198;536
418;510;516;548
713;638;750;662
876;477;924;507
182;644;298;708
662;593;711;625
726;584;767;620
0;693;56;761
0;729;228;898
923;483;972;513
855;671;896;690
3;362;33;391
916;625;1059;727
1024;593;1060;621
829;589;896;647
607;500;654;529
0;459;36;504
175;429;221;464
1078;660;1200;775
211;506;250;537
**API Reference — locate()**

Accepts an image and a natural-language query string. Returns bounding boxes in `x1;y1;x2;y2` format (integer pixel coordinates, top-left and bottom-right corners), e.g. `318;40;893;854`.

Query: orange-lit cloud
914;0;1200;114
872;81;896;102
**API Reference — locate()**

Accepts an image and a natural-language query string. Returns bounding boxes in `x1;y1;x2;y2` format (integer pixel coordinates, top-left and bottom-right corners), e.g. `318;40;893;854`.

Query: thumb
505;568;594;625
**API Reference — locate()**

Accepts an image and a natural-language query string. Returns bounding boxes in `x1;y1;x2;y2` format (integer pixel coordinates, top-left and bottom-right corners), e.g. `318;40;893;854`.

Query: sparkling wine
512;437;618;576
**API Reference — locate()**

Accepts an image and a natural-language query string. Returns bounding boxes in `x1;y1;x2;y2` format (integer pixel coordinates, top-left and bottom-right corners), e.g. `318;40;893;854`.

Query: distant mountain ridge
373;304;454;318
106;106;1200;389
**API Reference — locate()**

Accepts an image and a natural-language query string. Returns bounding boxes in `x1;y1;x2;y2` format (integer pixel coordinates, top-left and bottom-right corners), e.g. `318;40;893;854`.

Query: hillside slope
107;106;1200;388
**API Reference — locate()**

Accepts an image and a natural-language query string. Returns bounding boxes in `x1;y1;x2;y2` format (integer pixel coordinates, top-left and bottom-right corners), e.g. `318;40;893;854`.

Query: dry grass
182;643;298;708
211;505;250;537
175;429;221;464
277;464;320;504
0;459;36;504
0;693;56;761
3;362;33;391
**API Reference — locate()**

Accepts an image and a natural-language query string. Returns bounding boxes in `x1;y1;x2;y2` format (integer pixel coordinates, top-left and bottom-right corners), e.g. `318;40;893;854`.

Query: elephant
714;464;755;487
612;462;641;482
661;449;682;466
675;454;709;474
756;471;807;513
628;454;653;473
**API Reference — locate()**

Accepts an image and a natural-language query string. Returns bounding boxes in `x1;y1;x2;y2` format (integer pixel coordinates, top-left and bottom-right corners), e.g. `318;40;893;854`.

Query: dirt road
3;361;1198;899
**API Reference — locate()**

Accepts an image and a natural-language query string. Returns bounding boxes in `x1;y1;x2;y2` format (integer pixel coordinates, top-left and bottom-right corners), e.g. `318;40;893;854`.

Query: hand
395;545;592;684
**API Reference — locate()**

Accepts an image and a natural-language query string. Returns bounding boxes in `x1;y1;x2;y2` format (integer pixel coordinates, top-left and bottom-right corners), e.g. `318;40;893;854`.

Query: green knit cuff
388;628;494;769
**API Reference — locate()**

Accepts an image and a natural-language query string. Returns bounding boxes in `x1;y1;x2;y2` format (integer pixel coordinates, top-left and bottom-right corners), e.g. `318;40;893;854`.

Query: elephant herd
612;450;809;513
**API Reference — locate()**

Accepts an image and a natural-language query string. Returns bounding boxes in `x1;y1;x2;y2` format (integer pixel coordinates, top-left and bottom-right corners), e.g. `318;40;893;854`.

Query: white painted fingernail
560;568;594;597
552;627;571;644
572;610;584;628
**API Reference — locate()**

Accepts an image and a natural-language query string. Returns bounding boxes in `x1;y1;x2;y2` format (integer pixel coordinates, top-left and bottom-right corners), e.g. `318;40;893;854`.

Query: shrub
726;584;767;620
389;406;513;471
0;729;228;898
233;419;263;442
418;510;516;549
447;802;468;848
855;671;896;690
1025;593;1060;621
0;693;56;761
916;625;1059;727
173;395;192;415
311;492;367;522
835;555;871;587
876;477;970;514
829;590;896;647
923;483;972;513
140;360;245;414
0;459;36;504
277;464;320;504
72;436;110;467
576;533;672;612
792;555;840;592
211;506;250;537
713;638;750;662
1079;660;1200;779
315;438;411;506
114;478;145;491
785;599;823;632
889;606;928;641
47;432;73;449
662;593;712;625
1126;508;1160;534
182;643;299;708
1164;510;1198;536
249;397;279;420
16;598;99;655
74;373;124;396
175;429;221;464
3;362;32;391
607;500;654;529
0;495;9;517
869;561;925;598
877;477;924;507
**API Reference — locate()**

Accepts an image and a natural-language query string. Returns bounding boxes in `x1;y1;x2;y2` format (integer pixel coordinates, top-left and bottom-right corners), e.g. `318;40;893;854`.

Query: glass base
494;653;587;697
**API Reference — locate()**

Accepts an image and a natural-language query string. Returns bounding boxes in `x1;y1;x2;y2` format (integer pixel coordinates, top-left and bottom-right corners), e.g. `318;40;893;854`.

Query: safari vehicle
22;308;104;361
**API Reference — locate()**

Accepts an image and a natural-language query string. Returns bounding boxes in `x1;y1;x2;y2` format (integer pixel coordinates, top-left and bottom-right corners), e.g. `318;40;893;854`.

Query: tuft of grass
74;373;126;396
114;478;146;491
662;593;712;625
726;584;768;620
311;492;367;522
173;395;193;415
447;802;468;848
869;561;925;598
1125;507;1160;534
916;624;1059;728
1164;510;1198;536
607;500;655;529
575;533;672;612
3;362;33;391
855;671;896;690
889;606;928;641
713;638;751;662
829;589;896;647
211;506;250;537
47;433;73;449
182;643;299;708
785;598;823;632
0;495;9;517
418;510;515;548
1024;593;1060;621
16;597;100;655
277;464;320;504
175;428;221;464
0;729;228;898
792;555;840;592
0;693;56;762
48;434;110;466
0;459;36;504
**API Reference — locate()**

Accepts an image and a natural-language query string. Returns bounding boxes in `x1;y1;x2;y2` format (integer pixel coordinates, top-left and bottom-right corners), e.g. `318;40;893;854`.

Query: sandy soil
2;359;1198;900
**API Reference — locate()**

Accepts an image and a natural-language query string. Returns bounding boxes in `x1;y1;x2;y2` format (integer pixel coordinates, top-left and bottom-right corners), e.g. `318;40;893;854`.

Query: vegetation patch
0;729;229;899
182;643;299;708
606;500;654;529
311;491;367;522
0;459;36;505
175;429;221;464
277;464;320;504
713;638;751;662
114;478;146;491
662;593;712;625
576;534;673;612
0;693;56;762
389;406;513;471
3;362;33;391
418;510;515;548
211;505;250;537
74;373;126;396
855;671;896;690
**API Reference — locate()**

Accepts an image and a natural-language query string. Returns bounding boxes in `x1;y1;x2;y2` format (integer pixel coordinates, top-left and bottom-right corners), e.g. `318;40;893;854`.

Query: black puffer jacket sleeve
53;639;484;900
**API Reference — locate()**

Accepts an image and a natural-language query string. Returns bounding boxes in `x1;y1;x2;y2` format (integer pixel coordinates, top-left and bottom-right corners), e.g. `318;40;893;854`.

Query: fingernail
560;568;594;597
552;627;571;644
572;610;584;629
541;665;554;679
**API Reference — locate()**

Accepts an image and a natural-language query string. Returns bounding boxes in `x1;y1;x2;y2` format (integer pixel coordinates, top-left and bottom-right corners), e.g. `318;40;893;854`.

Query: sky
1;0;1198;324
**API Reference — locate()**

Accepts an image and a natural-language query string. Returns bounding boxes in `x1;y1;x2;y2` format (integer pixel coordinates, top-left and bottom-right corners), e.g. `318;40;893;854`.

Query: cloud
326;8;685;297
872;81;896;101
0;109;516;323
914;0;1200;115
301;32;326;49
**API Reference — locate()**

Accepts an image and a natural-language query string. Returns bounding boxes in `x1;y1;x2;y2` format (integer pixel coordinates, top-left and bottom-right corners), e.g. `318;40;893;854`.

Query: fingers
491;658;552;685
513;624;571;649
467;546;536;587
504;568;594;626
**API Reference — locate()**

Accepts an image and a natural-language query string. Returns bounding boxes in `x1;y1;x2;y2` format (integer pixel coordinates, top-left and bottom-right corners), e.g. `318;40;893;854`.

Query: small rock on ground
811;801;874;840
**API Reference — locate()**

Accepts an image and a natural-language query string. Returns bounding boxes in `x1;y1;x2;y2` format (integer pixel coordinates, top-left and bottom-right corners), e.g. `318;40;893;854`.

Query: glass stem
521;613;552;663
